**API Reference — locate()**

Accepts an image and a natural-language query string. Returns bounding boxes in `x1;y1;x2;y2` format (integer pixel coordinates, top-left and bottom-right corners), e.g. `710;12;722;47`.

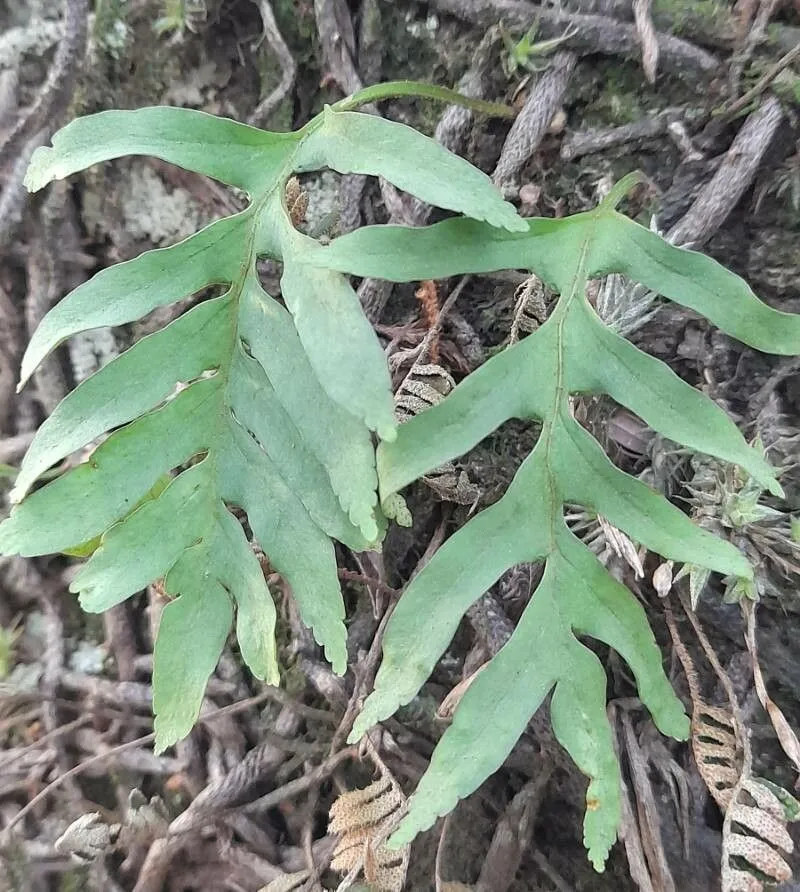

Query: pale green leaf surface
73;462;211;612
0;379;217;555
221;423;348;674
317;210;800;358
309;217;578;284
295;109;526;232
229;346;364;548
279;234;396;441
238;282;378;539
597;213;800;356
387;569;561;847
154;557;234;752
75;455;280;752
550;531;688;741
563;298;781;496
549;650;621;872
387;531;687;868
13;296;234;501
351;450;550;738
378;328;554;499
549;413;752;577
349;188;799;870
24;107;299;194
8;101;526;737
213;507;279;688
19;215;245;389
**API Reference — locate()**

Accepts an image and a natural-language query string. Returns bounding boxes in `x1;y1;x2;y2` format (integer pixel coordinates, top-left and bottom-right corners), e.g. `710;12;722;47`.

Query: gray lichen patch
68;329;120;385
0;19;62;70
119;164;208;245
82;161;210;252
297;169;342;238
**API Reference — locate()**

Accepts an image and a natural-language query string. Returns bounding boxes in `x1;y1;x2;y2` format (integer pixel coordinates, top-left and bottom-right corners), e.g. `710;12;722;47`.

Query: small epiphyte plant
3;88;800;872
0;83;522;751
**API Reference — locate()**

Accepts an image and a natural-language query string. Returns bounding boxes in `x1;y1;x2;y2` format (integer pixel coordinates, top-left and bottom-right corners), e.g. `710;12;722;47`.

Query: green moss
579;61;651;126
653;0;732;38
59;868;91;892
377;1;440;85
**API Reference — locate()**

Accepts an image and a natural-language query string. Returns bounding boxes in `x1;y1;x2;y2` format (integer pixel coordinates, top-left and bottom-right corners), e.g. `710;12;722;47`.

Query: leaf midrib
193;131;305;542
539;211;600;556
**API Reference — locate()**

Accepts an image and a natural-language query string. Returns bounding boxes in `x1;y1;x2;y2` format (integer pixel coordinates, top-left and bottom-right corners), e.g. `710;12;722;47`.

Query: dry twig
493;51;576;198
668;96;784;247
0;0;89;172
430;0;719;81
248;0;297;127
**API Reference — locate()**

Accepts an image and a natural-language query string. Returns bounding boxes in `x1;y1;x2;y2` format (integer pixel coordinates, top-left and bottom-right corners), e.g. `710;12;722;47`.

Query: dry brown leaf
722;772;795;891
394;365;478;505
509;275;547;344
665;599;796;892
652;560;673;598
692;701;742;810
743;603;800;774
284;177;308;228
437;664;487;720
394;364;454;423
598;515;645;578
329;773;409;892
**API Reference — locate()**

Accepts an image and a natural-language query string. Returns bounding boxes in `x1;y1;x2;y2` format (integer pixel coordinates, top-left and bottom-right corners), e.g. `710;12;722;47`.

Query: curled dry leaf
395;364;479;506
653;560;674;598
509;274;548;345
598;515;645;578
722;774;795;891
395;364;455;424
665;600;742;810
329;775;409;892
666;600;797;891
691;701;742;810
743;603;800;774
284;177;309;228
437;664;487;720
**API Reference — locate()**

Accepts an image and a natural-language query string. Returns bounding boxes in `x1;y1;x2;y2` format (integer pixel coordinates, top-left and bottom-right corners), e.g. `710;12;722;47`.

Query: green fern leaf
1;105;522;751
322;186;800;868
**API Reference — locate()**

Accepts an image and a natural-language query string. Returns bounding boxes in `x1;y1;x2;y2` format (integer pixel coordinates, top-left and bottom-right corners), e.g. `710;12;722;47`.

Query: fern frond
0;103;522;752
329;773;409;891
319;180;800;868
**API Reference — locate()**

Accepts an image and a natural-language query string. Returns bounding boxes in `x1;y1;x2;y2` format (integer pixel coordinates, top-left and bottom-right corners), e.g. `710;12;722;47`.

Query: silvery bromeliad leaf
315;181;800;869
0;103;523;751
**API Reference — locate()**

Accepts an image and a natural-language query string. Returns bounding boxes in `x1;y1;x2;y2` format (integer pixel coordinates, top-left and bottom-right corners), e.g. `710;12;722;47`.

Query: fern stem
333;80;516;118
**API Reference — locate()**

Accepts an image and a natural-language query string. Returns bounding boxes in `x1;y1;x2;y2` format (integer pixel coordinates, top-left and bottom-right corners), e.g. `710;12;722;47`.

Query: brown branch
248;0;297;127
668;95;784;247
719;41;800;120
561;114;671;161
0;691;275;839
314;0;362;96
0;0;89;172
244;746;356;814
430;0;719;81
492;51;576;198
